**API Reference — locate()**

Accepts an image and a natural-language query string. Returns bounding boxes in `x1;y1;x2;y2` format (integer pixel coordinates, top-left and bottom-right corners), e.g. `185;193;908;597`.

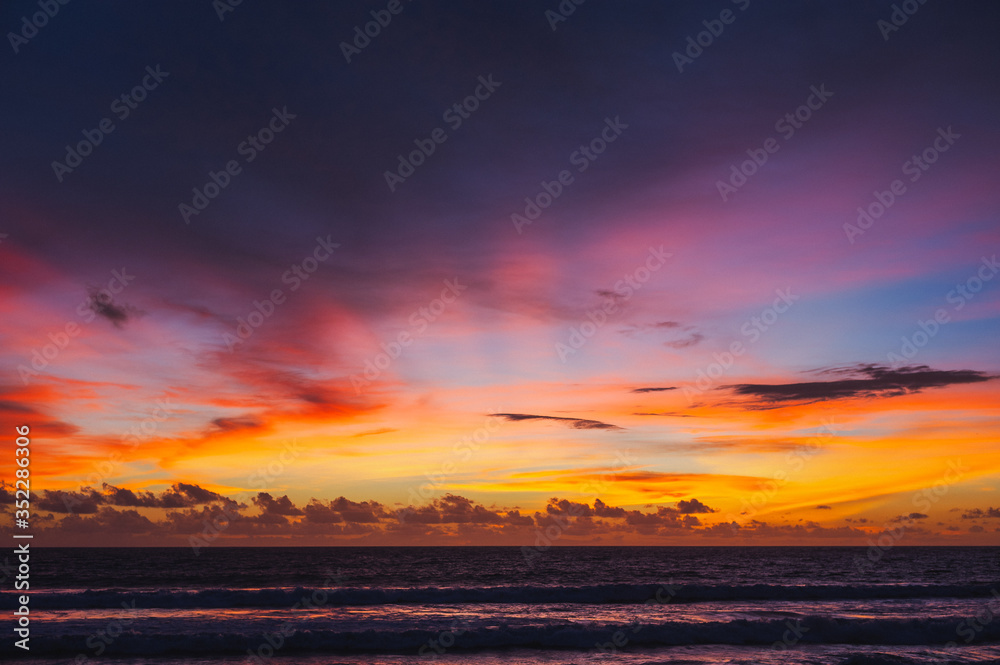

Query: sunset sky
1;1;998;546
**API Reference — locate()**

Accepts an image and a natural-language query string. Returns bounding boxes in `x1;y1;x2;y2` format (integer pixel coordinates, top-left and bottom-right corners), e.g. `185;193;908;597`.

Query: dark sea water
4;546;1000;664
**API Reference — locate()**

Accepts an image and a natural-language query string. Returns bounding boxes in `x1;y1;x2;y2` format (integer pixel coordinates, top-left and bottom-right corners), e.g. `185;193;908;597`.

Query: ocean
4;546;999;664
